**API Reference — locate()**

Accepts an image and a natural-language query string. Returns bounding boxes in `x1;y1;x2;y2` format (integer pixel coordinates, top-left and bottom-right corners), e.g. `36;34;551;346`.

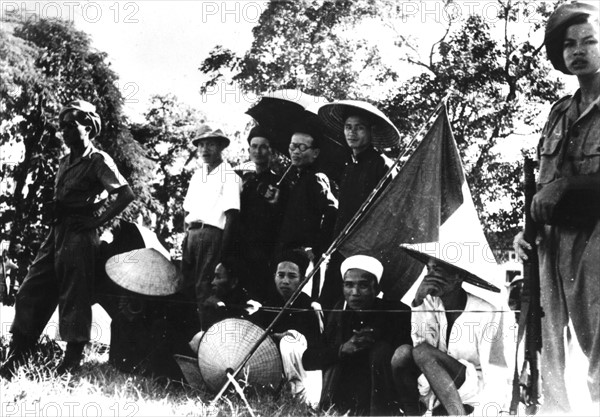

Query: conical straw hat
105;248;183;296
173;354;206;390
318;100;400;149
197;318;283;393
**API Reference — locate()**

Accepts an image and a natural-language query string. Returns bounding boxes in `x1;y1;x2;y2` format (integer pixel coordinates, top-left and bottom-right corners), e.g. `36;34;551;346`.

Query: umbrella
246;89;348;182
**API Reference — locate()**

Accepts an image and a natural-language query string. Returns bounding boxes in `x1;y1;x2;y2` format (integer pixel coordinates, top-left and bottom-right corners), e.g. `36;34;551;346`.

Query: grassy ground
0;336;324;417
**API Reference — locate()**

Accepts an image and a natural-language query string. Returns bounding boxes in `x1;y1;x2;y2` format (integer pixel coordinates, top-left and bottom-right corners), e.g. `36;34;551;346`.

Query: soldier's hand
513;231;532;262
531;178;568;223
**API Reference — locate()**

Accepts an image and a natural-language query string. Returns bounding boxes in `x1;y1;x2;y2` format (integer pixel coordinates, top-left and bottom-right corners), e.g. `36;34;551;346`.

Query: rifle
510;157;543;414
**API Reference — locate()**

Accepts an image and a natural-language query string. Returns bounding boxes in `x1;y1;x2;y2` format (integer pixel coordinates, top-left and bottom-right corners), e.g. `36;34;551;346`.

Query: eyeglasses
289;143;313;152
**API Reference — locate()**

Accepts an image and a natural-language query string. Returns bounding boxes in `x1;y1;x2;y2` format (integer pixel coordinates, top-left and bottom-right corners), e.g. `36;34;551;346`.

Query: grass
0;336;329;417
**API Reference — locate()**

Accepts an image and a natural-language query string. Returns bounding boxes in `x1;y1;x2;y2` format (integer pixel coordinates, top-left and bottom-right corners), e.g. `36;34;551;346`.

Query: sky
3;1;585;154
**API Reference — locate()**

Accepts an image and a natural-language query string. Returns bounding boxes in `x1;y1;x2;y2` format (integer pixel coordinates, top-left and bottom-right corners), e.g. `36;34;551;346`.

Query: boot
0;332;37;380
56;341;86;375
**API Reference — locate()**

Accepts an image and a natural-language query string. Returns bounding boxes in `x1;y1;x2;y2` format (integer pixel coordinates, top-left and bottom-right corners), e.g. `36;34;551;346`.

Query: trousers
11;218;99;342
538;222;600;413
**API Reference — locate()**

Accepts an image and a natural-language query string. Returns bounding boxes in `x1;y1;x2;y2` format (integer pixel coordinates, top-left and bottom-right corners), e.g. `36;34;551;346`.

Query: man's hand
272;331;293;342
203;295;224;309
513;231;533;262
531;178;568;224
412;275;448;307
263;185;281;204
340;327;375;356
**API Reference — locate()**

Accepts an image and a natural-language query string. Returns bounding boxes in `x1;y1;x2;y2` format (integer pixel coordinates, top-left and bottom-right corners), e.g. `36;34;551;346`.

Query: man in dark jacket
317;101;399;310
276;118;338;298
303;255;413;416
253;249;322;406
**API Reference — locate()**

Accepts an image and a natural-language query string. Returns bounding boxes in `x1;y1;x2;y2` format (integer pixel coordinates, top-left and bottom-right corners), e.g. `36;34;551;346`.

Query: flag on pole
338;105;504;302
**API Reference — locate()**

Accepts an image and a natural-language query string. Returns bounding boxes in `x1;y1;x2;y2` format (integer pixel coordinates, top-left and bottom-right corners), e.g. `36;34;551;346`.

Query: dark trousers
12;218;99;342
327;341;398;416
182;225;222;328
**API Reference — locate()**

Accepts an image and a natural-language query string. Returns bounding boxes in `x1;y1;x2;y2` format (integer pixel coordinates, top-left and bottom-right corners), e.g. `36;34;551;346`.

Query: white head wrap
340;255;383;283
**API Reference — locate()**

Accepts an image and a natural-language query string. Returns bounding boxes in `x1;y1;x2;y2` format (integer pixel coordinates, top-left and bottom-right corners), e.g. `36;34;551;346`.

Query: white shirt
183;161;241;229
412;293;514;409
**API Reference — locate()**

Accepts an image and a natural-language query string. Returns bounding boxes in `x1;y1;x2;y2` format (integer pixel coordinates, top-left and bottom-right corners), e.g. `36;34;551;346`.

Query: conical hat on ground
173;354;206;390
197;318;283;393
105;248;183;296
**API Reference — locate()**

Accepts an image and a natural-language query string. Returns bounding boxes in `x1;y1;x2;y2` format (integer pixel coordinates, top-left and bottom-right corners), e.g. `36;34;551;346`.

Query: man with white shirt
182;128;241;328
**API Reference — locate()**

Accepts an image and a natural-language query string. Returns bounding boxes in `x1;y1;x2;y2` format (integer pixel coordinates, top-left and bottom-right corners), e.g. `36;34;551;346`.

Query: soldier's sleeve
92;152;128;193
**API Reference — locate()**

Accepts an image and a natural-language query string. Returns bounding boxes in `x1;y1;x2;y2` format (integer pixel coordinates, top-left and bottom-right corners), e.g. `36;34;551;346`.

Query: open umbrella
246;89;348;182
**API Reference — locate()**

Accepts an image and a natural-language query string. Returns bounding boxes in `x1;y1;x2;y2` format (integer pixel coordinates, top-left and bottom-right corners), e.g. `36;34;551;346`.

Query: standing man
277;117;337;297
182;128;241;329
239;126;286;301
0;100;134;379
302;255;413;416
317;101;399;309
514;2;600;413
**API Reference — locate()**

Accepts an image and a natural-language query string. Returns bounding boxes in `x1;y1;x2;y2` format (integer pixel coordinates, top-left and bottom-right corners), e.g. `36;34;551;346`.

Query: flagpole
209;95;451;406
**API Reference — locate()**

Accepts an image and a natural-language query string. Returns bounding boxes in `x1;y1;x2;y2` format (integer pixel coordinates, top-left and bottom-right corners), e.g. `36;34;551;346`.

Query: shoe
55;342;86;375
0;332;36;380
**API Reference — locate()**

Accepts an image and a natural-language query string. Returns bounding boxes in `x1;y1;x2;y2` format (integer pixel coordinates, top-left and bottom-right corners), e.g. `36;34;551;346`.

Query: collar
65;144;96;165
570;89;600;120
350;146;378;164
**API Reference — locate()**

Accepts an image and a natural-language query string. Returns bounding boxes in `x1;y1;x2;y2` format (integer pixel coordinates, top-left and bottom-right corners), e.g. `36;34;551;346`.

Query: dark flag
338;105;502;301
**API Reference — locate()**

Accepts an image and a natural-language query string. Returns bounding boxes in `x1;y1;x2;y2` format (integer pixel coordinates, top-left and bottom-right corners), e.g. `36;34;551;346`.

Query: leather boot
56;342;86;375
0;332;37;380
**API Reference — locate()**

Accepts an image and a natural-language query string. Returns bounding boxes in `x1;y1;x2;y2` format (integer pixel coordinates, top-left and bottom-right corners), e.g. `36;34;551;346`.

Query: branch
428;21;452;72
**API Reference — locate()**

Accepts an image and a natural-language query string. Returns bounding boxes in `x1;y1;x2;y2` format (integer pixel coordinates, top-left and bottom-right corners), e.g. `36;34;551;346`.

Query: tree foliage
200;0;397;100
130;94;207;251
199;0;566;254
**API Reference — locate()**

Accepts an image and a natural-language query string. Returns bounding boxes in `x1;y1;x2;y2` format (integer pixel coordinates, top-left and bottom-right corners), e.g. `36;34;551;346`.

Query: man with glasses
276;119;337;297
0;100;134;379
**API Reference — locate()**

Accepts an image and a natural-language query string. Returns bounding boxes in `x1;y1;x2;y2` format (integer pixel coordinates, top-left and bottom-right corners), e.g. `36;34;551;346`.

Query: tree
199;0;566;254
0;13;155;267
130;94;207;251
200;0;398;101
382;1;564;253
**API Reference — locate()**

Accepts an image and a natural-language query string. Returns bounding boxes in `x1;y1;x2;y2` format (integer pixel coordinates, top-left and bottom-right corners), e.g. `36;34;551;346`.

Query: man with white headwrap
0;100;134;379
302;254;414;416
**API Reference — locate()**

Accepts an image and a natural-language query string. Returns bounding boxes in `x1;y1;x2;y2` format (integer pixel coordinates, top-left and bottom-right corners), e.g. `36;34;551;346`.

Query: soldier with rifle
514;2;600;413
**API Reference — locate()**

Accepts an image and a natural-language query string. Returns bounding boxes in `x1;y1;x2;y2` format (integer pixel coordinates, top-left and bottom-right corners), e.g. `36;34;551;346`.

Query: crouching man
391;247;512;416
302;255;414;416
251;249;322;406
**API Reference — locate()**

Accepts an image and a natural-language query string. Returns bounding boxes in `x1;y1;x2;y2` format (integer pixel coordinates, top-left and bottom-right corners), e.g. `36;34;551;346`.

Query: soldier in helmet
0;100;134;379
514;2;600;413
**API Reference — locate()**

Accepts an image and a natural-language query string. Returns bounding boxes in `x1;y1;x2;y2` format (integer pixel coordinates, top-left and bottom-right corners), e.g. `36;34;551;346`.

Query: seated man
302;255;414;416
202;259;251;330
391;251;512;416
252;249;322;406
